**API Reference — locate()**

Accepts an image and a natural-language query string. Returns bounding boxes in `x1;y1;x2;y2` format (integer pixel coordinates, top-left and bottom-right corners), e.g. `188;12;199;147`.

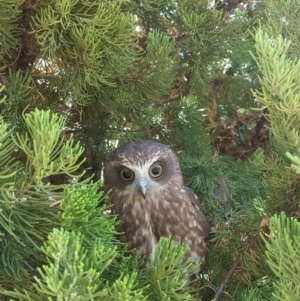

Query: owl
104;140;210;267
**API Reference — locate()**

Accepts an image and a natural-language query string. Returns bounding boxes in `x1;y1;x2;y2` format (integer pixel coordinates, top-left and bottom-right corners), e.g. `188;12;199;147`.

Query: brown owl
104;140;210;267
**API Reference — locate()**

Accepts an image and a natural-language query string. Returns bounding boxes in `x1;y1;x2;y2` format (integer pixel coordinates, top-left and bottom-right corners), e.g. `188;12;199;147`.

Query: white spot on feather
184;237;192;246
191;251;200;264
141;228;149;237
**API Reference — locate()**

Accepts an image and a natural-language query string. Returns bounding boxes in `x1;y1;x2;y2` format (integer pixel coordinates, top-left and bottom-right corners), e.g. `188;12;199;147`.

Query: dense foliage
1;0;300;300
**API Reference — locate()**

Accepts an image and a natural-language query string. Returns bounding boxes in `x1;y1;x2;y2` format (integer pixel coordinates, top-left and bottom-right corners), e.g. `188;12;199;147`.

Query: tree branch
213;234;259;300
213;255;240;301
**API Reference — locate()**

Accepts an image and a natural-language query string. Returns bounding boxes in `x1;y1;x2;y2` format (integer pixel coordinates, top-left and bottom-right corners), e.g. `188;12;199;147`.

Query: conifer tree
0;0;300;300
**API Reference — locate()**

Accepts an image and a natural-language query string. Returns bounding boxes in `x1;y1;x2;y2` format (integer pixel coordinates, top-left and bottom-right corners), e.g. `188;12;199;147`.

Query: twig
4;45;22;68
213;255;240;301
49;199;63;207
237;122;245;145
22;103;30;114
213;234;259;300
218;177;236;210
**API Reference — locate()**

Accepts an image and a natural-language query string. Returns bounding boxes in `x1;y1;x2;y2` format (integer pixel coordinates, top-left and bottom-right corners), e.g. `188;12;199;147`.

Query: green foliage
145;237;199;301
107;272;147;301
265;212;300;300
0;109;83;288
0;109;100;298
136;29;177;103
2;0;300;300
1;233;201;300
14;109;84;183
0;0;23;55
250;26;300;215
179;1;249;97
232;287;270;301
36;229;116;300
31;0;137;89
252;28;300;157
110;29;177;120
261;0;300;57
0;119;17;197
59;181;101;229
2;229;117;300
0;70;33;129
286;152;300;174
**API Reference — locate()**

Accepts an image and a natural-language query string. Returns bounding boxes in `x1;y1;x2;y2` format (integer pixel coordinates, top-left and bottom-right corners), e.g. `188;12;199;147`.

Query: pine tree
0;0;300;300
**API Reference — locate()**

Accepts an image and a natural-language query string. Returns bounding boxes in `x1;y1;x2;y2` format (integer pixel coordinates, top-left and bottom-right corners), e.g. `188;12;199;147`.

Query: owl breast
112;191;158;265
111;186;208;266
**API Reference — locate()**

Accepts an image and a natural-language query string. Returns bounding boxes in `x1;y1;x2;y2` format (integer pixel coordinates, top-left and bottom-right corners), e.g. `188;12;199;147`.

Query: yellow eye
120;168;134;182
149;163;163;178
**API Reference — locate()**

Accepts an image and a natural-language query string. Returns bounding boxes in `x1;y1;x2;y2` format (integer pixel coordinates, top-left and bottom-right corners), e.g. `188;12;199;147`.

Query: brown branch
3;45;22;69
49;199;63;207
21;181;32;194
21;169;36;194
110;129;146;133
213;254;240;301
213;234;259;300
218;177;236;210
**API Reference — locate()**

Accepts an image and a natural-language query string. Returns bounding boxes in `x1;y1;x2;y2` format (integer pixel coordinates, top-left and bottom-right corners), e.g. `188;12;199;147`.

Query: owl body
104;140;209;266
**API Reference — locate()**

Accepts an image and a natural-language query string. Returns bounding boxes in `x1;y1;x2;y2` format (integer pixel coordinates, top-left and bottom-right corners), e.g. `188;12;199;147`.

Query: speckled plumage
104;140;210;267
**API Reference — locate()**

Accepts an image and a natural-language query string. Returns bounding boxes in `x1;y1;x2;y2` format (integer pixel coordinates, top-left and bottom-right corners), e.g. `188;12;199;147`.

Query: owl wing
183;186;210;243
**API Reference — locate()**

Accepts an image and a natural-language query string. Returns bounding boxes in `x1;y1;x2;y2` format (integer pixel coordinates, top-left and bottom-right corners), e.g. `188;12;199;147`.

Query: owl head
104;140;183;198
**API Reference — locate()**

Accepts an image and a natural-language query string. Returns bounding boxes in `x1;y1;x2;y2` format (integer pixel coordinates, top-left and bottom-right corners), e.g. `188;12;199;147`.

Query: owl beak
138;179;148;199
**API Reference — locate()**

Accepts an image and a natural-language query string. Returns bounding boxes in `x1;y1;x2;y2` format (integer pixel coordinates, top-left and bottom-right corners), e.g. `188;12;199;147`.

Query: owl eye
120;168;134;182
149;163;163;178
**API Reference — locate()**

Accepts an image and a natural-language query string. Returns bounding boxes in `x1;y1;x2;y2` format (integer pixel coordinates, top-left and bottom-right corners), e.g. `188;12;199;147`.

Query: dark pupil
152;166;161;175
122;170;132;179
